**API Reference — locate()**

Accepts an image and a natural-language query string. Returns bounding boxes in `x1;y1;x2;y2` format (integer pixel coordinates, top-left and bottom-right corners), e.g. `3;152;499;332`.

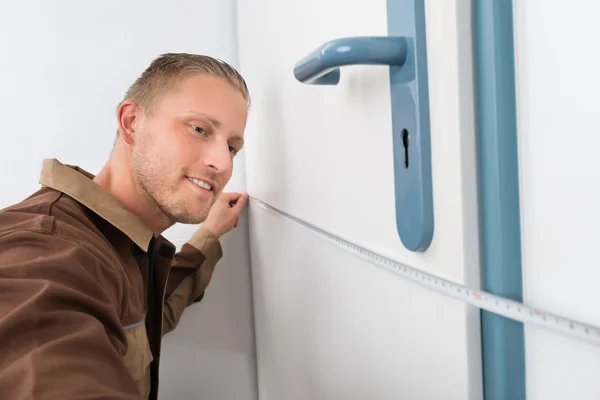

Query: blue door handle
293;36;408;85
292;0;434;252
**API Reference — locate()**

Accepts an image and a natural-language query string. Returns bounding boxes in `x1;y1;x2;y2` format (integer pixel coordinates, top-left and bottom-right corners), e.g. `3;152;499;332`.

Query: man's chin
161;206;208;226
176;211;209;225
156;193;214;224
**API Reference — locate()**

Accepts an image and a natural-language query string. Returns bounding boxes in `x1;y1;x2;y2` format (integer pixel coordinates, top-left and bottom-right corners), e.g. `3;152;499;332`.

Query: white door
237;0;483;398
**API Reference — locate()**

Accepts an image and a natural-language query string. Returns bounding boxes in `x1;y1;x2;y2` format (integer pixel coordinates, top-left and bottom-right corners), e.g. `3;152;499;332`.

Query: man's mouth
186;176;214;191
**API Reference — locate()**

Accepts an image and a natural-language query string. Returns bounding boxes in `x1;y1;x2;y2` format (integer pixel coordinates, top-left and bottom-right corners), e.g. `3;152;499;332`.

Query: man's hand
202;192;248;238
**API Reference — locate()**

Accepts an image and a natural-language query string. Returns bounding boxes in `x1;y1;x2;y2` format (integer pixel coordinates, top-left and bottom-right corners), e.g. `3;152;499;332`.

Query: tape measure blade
249;197;600;347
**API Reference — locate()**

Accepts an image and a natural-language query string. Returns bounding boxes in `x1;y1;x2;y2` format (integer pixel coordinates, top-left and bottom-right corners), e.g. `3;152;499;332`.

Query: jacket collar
39;158;154;251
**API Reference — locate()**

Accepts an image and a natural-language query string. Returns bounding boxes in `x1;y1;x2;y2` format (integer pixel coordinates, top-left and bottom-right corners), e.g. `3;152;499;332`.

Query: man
0;53;250;399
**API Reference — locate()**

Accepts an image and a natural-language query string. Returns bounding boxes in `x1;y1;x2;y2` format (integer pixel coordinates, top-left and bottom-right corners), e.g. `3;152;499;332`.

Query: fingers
218;192;248;210
218;192;245;202
231;193;248;213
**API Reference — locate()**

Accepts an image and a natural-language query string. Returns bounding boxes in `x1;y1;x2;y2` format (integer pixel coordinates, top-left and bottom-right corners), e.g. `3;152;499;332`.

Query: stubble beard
131;134;214;225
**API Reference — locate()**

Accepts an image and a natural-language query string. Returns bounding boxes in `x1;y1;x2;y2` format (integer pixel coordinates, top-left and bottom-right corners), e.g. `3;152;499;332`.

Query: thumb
217;192;241;203
231;193;248;213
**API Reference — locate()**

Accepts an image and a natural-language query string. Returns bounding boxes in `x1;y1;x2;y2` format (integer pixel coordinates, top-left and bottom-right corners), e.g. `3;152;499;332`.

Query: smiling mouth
187;177;213;191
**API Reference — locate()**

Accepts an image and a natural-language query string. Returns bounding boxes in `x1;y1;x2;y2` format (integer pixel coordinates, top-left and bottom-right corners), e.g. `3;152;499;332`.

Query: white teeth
189;177;212;190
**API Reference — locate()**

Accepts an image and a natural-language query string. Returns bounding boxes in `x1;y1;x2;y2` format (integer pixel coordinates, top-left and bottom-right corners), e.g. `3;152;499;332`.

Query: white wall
513;1;600;398
0;1;257;399
238;0;484;398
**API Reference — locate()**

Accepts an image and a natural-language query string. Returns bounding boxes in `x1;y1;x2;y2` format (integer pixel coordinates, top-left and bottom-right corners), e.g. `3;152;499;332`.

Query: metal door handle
293;36;407;85
291;0;434;252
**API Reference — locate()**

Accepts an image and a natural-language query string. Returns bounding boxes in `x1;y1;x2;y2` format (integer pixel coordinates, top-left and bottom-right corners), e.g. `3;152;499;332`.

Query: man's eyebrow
187;111;222;128
231;135;245;146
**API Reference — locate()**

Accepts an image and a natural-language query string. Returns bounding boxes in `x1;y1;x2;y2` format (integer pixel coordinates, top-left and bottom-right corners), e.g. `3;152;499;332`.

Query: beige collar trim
39;158;153;251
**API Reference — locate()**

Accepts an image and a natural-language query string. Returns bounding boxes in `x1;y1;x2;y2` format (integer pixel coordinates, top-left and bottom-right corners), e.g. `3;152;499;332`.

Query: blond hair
120;52;251;115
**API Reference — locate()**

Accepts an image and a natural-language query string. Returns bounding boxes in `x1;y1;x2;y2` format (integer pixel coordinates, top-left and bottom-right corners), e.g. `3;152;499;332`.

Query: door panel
237;0;483;398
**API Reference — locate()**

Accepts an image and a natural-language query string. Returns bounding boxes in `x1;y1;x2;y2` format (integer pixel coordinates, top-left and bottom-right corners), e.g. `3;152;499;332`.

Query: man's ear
117;100;140;145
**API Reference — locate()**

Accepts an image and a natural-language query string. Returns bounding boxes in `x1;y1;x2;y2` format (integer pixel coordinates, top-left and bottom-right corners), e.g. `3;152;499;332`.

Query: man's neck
93;154;172;236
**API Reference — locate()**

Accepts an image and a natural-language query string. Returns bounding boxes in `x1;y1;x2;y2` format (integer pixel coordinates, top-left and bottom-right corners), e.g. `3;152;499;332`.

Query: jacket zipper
146;234;156;314
146;235;157;399
159;265;171;338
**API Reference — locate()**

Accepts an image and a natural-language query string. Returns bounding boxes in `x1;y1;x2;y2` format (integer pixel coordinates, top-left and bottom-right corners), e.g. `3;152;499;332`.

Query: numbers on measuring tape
250;197;600;347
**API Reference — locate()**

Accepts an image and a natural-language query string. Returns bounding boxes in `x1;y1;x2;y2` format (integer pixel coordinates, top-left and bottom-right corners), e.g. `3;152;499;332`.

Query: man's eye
229;146;237;154
193;126;205;135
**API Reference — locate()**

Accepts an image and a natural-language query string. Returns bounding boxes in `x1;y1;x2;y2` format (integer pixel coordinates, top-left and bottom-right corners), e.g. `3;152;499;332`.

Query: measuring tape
249;196;600;347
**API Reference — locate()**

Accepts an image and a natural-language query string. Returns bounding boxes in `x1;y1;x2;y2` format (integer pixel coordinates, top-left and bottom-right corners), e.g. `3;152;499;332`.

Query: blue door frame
473;1;526;399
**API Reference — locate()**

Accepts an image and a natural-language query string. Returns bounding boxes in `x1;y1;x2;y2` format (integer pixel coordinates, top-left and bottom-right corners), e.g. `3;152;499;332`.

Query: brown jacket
0;159;223;399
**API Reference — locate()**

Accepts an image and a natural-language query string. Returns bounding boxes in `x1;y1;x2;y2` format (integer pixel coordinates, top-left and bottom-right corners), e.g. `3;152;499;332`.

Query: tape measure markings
249;196;600;347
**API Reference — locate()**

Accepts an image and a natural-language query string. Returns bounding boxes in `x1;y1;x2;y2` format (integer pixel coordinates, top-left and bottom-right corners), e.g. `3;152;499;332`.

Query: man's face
130;74;247;225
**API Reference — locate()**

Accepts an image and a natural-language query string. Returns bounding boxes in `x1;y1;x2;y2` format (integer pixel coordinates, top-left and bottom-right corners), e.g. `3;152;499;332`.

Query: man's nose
203;139;232;172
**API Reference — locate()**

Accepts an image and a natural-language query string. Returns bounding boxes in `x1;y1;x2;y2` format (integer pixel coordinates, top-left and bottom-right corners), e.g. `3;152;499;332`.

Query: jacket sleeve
162;227;222;335
0;230;142;399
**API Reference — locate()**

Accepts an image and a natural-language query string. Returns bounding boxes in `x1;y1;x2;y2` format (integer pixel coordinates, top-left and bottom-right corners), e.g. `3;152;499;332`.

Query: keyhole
402;129;410;168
